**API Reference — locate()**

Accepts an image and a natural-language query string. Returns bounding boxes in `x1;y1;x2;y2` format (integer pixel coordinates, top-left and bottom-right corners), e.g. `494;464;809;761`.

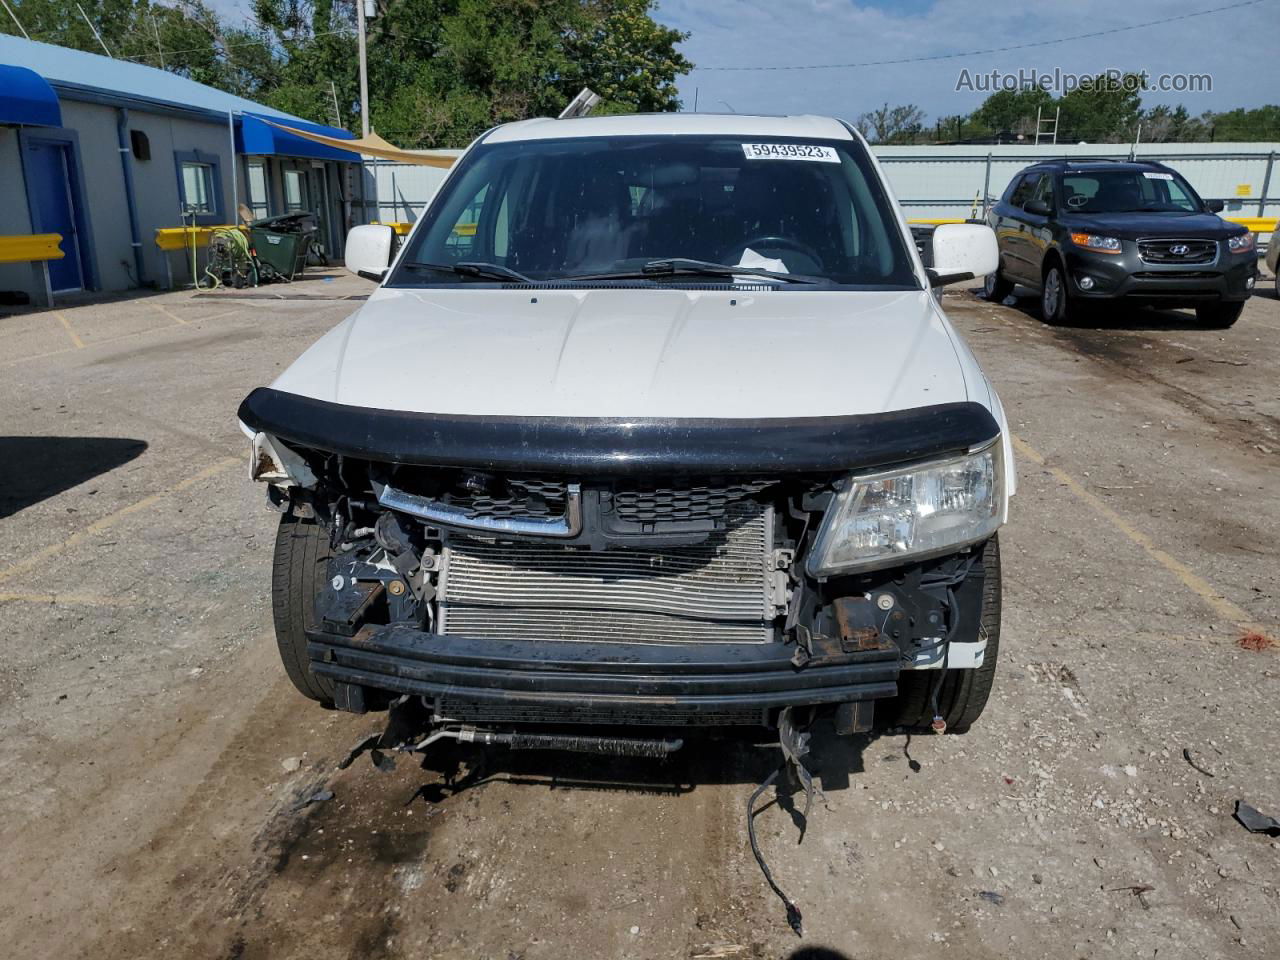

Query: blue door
25;140;84;292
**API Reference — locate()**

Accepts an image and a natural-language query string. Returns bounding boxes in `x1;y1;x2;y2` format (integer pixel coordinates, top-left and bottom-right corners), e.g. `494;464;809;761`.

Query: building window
181;162;215;213
283;168;307;213
246;159;270;220
174;150;223;225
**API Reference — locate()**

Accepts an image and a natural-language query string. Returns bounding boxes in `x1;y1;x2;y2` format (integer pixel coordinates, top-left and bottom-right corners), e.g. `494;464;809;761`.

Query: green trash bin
249;214;316;281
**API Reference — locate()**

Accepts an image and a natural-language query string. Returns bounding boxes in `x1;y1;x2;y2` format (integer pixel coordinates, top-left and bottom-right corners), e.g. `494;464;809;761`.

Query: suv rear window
391;135;918;289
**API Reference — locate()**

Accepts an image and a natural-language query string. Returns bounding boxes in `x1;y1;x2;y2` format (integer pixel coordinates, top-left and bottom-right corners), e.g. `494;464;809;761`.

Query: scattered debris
1183;747;1216;778
337;733;386;772
1234;800;1280;836
281;756;302;773
291;788;335;812
1107;884;1154;909
979;890;1005;905
1237;632;1273;652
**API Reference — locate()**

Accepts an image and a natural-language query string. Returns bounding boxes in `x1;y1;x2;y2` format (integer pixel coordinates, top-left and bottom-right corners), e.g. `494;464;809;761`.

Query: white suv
238;113;1012;747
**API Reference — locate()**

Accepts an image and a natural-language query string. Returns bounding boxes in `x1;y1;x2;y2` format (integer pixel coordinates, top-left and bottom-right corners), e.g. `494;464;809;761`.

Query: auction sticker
742;143;840;162
1142;171;1173;180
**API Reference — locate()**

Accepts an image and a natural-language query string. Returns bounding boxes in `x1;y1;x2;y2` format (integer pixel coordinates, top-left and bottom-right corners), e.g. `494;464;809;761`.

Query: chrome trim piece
378;482;583;538
1136;237;1218;267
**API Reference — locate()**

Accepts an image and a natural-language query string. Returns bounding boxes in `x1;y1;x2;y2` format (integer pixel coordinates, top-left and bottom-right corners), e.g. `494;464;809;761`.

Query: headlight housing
1227;232;1255;254
1070;233;1122;254
806;440;1003;577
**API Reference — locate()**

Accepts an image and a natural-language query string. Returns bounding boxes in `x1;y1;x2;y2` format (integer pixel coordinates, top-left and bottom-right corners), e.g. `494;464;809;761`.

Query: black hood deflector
238;387;999;475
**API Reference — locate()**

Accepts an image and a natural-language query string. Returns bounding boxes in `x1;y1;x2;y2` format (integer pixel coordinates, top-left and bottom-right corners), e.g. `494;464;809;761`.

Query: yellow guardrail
1228;217;1278;234
0;233;65;264
374;221;413;236
154;225;247;252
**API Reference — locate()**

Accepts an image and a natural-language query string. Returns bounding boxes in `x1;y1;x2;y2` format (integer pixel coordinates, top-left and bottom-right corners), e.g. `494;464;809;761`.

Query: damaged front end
239;387;1003;734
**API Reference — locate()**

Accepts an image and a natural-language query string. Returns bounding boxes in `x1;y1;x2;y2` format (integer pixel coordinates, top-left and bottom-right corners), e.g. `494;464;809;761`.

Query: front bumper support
308;624;901;723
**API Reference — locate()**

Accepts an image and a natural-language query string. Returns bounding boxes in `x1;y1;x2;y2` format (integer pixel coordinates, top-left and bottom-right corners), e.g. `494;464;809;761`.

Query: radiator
437;504;784;644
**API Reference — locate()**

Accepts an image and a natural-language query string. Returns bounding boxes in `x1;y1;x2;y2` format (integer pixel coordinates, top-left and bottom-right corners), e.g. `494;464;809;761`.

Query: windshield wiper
402;261;536;284
566;258;822;285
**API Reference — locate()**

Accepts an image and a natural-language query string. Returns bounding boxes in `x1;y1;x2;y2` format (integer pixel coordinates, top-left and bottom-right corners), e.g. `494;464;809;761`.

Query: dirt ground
1;269;1277;960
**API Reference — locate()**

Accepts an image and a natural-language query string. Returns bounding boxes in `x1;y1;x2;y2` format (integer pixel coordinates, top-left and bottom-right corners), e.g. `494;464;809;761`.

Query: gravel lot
1;272;1277;959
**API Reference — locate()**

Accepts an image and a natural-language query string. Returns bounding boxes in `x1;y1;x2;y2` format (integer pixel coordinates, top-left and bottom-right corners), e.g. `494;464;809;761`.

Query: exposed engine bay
257;432;992;726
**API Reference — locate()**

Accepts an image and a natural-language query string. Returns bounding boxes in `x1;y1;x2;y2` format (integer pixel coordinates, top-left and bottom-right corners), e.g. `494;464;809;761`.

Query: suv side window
1030;174;1055;210
1008;174;1037;208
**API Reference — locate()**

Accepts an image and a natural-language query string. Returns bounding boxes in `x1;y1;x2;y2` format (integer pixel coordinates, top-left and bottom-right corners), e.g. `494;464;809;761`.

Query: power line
693;0;1269;72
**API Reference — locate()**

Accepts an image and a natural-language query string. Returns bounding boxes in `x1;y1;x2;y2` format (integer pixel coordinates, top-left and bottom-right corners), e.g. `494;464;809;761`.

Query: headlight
1227;232;1255;253
1070;233;1122;254
806;441;1003;577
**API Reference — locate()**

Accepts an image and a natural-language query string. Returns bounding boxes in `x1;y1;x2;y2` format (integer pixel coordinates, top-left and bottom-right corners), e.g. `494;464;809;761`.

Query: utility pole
357;0;372;137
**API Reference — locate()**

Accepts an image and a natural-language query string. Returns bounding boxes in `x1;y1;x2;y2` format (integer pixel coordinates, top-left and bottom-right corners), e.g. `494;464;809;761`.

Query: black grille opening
610;479;777;523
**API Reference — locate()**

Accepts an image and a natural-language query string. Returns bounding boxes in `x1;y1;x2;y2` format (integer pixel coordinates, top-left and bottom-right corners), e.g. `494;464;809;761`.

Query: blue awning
0;64;62;127
238;112;359;162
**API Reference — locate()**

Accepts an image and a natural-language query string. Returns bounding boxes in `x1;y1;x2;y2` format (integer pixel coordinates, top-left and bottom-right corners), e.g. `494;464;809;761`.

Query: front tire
272;512;336;705
887;535;1002;733
1040;262;1077;325
1195;301;1244;328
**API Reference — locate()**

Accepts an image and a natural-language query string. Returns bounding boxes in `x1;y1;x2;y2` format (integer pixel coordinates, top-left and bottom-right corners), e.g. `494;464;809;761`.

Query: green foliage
0;0;691;147
969;87;1053;137
954;73;1277;144
1055;73;1144;143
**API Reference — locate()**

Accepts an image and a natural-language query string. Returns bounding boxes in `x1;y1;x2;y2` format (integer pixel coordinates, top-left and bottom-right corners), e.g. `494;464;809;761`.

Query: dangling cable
747;764;804;936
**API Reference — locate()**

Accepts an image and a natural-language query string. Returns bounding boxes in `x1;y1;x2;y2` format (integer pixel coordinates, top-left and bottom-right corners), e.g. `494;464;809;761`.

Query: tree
1;0;692;147
1203;105;1280;141
1056;72;1144;143
246;0;691;146
968;86;1054;137
856;102;925;144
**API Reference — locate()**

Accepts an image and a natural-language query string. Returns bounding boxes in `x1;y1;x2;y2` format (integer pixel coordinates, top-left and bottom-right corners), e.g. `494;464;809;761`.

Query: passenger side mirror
1023;198;1051;216
1204;198;1225;213
927;223;999;287
345;224;397;282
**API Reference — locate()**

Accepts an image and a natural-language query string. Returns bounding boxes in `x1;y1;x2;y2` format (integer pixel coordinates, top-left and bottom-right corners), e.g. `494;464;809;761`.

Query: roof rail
1046;157;1132;165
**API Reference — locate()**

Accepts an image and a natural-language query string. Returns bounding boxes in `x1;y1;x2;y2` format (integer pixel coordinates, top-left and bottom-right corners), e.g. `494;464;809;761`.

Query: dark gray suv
984;159;1257;327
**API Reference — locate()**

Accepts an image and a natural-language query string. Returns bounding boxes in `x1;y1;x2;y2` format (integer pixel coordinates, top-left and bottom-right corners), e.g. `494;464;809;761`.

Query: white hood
270;287;975;419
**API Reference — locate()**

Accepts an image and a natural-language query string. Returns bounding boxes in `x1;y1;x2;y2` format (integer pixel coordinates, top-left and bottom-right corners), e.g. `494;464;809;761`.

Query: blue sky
207;0;1272;123
654;0;1272;121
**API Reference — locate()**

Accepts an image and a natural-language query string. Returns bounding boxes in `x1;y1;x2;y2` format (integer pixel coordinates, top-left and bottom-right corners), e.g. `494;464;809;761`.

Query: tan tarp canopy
261;118;457;168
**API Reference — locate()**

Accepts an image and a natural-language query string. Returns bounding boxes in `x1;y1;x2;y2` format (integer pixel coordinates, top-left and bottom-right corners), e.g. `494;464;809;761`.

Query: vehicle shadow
0;436;147;519
999;289;1225;331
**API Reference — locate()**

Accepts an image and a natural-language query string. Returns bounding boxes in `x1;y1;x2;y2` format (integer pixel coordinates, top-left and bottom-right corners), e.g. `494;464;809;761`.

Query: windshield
389;135;918;288
1061;170;1202;214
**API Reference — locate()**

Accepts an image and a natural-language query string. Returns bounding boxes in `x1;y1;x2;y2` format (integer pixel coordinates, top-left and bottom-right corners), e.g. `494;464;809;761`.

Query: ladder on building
1034;106;1060;145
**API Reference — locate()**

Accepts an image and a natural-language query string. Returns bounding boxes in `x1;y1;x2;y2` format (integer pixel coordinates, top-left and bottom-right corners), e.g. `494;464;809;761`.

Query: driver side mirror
1204;198;1225;213
1023;198;1052;216
345;224;397;282
927;223;999;287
